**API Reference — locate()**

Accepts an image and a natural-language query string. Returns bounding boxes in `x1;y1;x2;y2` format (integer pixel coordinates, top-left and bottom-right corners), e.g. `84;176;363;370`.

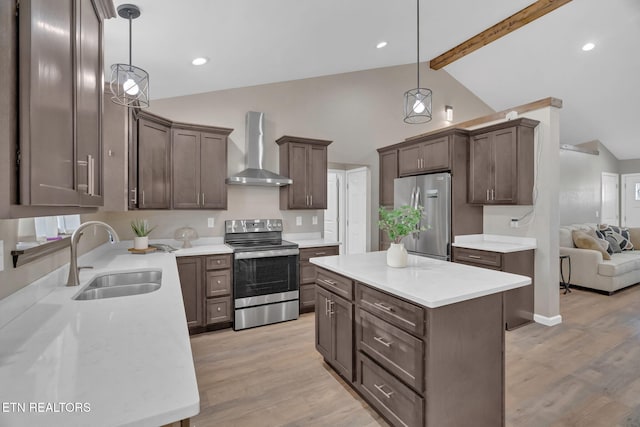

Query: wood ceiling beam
429;0;572;70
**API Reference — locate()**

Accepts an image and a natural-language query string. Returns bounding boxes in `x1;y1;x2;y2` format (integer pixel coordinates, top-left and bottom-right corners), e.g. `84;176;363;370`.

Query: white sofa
559;224;640;294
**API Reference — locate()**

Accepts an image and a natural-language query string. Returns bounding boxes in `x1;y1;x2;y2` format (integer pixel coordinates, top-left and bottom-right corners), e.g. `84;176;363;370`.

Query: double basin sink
73;270;162;300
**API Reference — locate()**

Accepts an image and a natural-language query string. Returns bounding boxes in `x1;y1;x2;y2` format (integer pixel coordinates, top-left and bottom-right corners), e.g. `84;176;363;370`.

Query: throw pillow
628;227;640;249
572;230;611;260
585;229;612;254
604;235;622;253
597;224;634;251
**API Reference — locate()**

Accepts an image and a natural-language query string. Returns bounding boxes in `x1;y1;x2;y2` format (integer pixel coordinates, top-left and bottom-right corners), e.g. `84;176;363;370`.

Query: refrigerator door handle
412;186;422;238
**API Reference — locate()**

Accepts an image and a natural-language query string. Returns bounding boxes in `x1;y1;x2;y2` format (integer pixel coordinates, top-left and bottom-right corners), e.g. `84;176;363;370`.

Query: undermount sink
73;270;162;300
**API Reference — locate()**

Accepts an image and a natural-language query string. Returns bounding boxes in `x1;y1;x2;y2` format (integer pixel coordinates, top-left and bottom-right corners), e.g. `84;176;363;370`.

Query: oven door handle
234;248;300;259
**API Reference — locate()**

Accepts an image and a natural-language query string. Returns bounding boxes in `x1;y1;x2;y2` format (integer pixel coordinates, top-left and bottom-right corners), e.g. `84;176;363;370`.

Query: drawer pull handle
216;260;221;264
373;336;392;347
468;255;482;259
320;278;336;286
373;302;393;312
329;300;335;316
314;252;326;255
374;383;394;399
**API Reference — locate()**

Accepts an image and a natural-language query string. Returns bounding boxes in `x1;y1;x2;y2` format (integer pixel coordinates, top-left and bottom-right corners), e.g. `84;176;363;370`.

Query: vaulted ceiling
104;0;640;159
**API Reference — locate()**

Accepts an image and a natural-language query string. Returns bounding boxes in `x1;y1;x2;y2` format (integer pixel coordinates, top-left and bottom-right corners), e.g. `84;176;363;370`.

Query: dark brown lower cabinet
176;257;203;330
299;245;339;313
177;254;232;334
315;279;354;382
315;267;505;427
453;247;534;330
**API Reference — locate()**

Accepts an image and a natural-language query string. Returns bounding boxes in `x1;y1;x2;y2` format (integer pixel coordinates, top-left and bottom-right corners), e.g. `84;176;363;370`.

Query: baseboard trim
533;314;562;326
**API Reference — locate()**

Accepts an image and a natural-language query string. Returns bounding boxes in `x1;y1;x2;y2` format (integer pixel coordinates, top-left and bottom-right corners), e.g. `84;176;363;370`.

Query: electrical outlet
296;216;302;226
0;240;3;272
510;218;519;228
207;218;215;228
312;216;318;225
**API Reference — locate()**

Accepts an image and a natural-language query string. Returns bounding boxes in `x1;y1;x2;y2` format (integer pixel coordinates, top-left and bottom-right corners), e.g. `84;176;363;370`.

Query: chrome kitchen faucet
66;221;120;286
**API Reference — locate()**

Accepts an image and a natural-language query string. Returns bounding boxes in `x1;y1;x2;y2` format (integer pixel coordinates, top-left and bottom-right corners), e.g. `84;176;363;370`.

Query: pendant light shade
403;0;432;124
110;4;149;108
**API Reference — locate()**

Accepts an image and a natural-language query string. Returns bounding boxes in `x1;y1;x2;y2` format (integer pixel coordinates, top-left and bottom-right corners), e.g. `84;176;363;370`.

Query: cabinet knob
217;307;221;312
217;280;221;284
217;260;221;264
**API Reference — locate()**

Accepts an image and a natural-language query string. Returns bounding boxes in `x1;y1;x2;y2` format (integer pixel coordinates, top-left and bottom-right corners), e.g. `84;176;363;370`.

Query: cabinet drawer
316;268;353;301
357;283;425;336
453;248;502;268
206;297;231;324
357;308;424;393
206;270;231;297
357;353;424;427
300;245;339;261
205;254;231;270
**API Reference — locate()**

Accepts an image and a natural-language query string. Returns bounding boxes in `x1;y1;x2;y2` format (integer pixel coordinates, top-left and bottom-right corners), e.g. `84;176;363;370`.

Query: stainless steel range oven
225;219;299;330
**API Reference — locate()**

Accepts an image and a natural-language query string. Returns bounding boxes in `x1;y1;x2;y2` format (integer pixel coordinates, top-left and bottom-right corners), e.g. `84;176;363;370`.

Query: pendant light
110;4;149;108
403;0;432;124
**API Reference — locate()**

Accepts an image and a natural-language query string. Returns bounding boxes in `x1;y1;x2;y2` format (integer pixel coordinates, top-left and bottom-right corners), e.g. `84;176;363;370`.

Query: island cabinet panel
315;268;355;382
299;245;339;313
468;118;538;205
453;247;534;330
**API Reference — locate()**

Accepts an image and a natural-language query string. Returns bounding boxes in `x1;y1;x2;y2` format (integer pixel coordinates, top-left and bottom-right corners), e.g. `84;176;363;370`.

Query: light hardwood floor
190;286;640;427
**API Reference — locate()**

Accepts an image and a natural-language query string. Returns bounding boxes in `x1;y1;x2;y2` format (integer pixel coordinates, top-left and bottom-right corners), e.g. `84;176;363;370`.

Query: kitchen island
310;251;532;427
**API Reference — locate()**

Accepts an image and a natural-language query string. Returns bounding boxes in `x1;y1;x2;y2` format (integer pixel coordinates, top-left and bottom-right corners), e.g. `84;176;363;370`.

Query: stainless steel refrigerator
394;172;451;260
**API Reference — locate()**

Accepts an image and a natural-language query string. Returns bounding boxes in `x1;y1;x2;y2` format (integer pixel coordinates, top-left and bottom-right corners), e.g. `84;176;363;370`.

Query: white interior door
346;167;369;254
601;172;619;226
622;174;640;226
324;170;345;253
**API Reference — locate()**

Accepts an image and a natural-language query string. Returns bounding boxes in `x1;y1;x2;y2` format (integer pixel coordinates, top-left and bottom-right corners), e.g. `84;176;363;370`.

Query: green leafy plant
131;219;155;237
378;205;426;244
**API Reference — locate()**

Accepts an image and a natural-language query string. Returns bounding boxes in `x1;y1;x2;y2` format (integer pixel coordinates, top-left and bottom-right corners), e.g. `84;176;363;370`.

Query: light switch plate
296;216;302;226
208;218;215;228
0;240;4;272
312;216;318;225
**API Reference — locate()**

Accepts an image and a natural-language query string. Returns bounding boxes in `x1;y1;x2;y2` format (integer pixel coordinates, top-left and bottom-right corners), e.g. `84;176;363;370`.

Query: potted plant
378;205;425;267
131;219;155;250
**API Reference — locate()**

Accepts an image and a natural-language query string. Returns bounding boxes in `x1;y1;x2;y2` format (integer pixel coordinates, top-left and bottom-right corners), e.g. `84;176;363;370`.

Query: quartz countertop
149;237;232;257
0;242;199;427
282;233;341;248
452;234;537;253
310;251;531;308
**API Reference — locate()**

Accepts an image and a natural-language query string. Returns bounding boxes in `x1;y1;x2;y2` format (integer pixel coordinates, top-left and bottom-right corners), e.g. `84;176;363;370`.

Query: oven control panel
225;219;283;234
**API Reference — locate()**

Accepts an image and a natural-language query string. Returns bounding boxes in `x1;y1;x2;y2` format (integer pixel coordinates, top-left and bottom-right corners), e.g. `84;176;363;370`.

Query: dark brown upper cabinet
131;112;172;209
468;118;539;205
16;0;109;209
377;148;398;208
172;124;231;210
398;136;450;177
276;136;332;210
129;112;232;210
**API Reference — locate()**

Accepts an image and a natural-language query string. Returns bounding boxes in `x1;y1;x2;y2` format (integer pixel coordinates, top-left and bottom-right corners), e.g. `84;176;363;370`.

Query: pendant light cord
416;0;420;89
128;14;133;66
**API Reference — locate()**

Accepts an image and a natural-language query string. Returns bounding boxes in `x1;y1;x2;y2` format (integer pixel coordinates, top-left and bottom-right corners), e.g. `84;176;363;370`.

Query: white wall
473;107;562;324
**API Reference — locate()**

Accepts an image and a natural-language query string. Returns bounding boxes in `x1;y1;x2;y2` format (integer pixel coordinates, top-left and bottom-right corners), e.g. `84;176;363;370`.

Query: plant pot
387;243;408;268
133;236;149;250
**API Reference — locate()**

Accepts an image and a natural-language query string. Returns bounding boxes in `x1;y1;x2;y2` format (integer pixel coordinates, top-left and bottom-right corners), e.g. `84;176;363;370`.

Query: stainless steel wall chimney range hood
226;112;293;186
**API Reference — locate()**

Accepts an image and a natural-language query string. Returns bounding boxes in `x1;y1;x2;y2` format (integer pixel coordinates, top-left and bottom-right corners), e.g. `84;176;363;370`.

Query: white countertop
283;232;341;249
452;234;537;253
310;252;531;308
0;242;199;427
149;237;232;257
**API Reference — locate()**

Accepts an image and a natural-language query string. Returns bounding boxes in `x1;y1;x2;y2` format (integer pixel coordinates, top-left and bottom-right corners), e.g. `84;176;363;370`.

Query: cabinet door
422;137;450;172
468;133;493;204
300;262;316;284
19;0;78;206
379;150;398;207
492;128;518;204
172;129;200;209
288;143;310;208
200;132;227;209
331;293;354;381
138;118;171;208
308;144;328;209
177;257;204;329
315;285;332;361
300;284;316;311
75;0;103;206
398;144;422;177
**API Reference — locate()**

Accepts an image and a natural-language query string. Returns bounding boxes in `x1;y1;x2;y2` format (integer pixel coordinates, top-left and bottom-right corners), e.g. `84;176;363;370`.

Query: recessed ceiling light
191;57;208;66
376;41;388;49
582;42;595;51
